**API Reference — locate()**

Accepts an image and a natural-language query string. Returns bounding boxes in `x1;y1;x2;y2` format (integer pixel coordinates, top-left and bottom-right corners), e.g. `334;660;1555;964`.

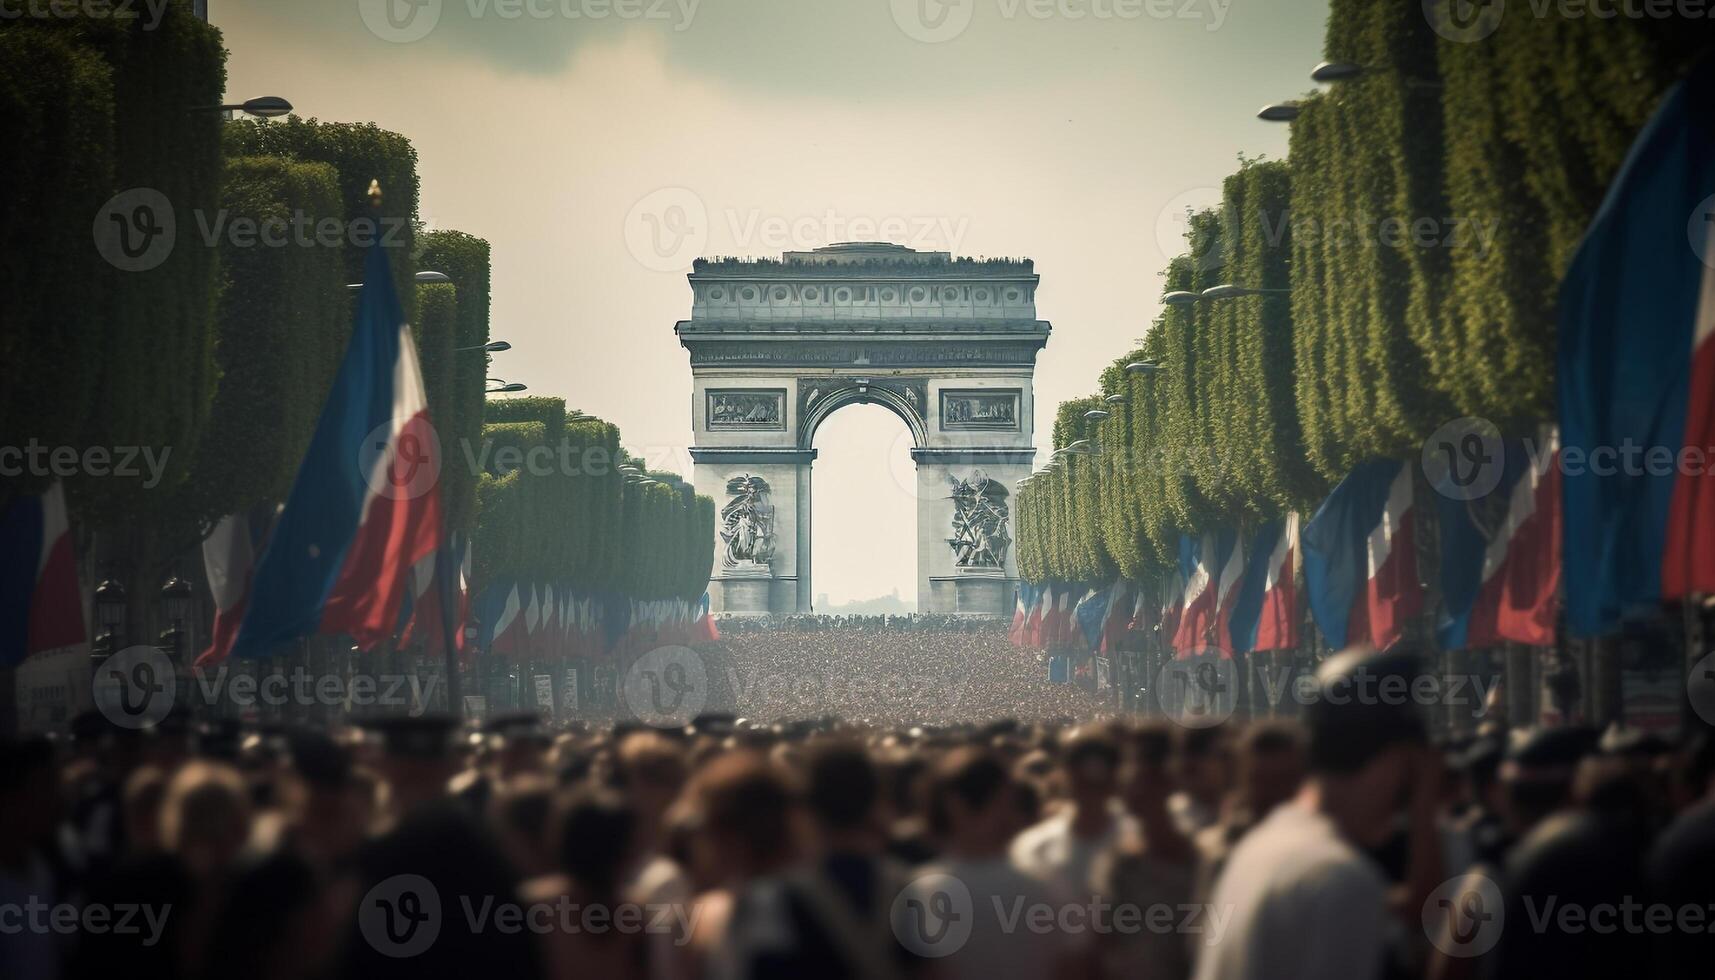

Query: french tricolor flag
1010;583;1031;646
1304;460;1424;651
1559;57;1715;634
227;244;444;659
1173;532;1237;658
1210;534;1246;656
1;482;86;665
479;580;524;656
197;507;275;666
1228;514;1299;655
1438;436;1562;649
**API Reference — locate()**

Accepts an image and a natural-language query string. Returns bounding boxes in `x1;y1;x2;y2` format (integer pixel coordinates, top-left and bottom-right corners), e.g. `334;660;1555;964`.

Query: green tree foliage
417;230;491;532
222;116;420;324
178;156;348;524
0;25;114;494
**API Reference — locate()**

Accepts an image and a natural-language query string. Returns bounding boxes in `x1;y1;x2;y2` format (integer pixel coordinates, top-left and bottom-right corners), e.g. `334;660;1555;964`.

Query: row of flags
476;584;718;659
0;482;85;666
1015;438;1564;657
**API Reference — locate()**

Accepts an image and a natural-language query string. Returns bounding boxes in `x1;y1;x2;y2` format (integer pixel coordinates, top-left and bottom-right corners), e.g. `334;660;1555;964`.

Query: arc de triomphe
677;243;1050;616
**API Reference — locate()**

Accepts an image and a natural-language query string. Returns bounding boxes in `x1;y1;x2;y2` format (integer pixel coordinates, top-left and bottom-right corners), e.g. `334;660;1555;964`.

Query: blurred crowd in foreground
3;647;1713;980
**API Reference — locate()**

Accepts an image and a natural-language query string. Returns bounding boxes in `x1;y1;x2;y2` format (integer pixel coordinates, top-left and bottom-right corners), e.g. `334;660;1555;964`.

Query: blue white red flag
0;482;85;665
1558;57;1715;634
1437;435;1562;649
228;244;444;658
1227;515;1299;655
1303;461;1423;651
1173;531;1237;658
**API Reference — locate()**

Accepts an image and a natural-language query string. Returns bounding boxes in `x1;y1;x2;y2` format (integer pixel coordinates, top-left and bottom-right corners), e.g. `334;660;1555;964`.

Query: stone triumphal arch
677;243;1050;616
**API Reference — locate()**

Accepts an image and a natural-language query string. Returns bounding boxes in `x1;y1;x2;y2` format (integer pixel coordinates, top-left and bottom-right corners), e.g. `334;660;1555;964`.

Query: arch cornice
796;378;929;450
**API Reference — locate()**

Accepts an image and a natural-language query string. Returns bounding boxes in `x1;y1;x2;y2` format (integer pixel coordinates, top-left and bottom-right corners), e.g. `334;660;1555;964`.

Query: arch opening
809;403;917;614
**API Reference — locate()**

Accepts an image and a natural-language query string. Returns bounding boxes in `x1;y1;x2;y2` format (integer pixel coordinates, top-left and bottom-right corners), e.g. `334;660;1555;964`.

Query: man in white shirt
1195;648;1435;980
1010;727;1133;900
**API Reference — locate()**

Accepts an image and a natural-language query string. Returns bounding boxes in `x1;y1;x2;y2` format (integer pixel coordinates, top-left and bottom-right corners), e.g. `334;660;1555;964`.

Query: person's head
1060;727;1121;808
161;760;252;877
1173;725;1233;807
927;748;1013;853
1499;726;1592;836
692;751;795;879
1235;722;1305;818
121;765;168;854
491;776;558;878
557;786;637;900
614;731;688;829
1118;722;1177;812
804;739;880;840
1301;647;1429;847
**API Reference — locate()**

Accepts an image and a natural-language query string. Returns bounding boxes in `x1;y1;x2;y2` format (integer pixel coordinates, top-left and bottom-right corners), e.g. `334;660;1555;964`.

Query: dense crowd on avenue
3;641;1713;980
703;622;1100;724
714;614;1001;634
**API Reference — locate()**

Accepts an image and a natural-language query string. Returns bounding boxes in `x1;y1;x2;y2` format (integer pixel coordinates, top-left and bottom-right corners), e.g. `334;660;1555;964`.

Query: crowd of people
702;621;1101;725
2;645;1712;980
713;615;1001;634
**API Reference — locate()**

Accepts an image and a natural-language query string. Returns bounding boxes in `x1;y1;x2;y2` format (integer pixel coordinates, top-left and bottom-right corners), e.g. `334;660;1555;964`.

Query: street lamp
160;577;192;627
347;270;453;290
1126;360;1164;375
455;340;511;353
191;96;293;118
1200;283;1291;301
1310;61;1365;83
1104;394;1127;405
1257;102;1302;122
1163;290;1200;306
93;578;127;663
487;378;527;394
1083;409;1111;422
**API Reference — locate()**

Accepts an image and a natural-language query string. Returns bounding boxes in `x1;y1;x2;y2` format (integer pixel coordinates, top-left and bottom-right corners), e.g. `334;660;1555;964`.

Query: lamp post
487;379;528;394
1257;102;1302;122
93;578;127;666
158;576;192;710
455;340;511;354
1126;360;1164;375
191;96;293;119
1199;283;1290;301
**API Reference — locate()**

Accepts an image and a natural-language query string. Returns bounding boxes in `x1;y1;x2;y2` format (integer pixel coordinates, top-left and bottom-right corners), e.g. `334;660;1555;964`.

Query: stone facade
678;243;1049;616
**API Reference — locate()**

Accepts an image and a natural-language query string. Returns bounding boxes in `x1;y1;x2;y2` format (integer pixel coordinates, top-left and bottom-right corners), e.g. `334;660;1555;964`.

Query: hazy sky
215;0;1329;605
